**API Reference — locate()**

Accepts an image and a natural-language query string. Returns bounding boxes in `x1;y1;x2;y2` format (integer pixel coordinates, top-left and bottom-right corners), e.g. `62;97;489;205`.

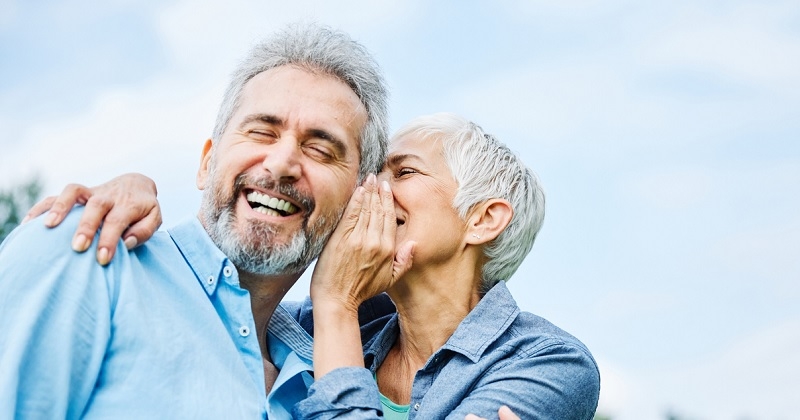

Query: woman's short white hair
392;113;545;290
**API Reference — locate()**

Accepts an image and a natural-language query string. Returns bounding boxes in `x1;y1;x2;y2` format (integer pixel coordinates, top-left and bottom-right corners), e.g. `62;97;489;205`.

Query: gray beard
199;166;340;277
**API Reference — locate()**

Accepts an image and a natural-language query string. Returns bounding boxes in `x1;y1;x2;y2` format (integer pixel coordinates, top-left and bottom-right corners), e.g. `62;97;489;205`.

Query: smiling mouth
245;190;299;217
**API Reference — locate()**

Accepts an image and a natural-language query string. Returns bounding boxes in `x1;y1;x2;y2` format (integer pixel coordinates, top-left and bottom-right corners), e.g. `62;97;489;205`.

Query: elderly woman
30;113;600;419
294;113;600;419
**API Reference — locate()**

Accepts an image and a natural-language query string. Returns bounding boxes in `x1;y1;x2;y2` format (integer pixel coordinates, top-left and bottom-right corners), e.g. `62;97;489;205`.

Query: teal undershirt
374;372;410;420
379;393;410;420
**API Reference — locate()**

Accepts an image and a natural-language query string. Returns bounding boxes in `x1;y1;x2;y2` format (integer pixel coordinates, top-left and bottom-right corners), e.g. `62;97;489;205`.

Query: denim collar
364;281;521;367
442;281;520;362
268;304;314;363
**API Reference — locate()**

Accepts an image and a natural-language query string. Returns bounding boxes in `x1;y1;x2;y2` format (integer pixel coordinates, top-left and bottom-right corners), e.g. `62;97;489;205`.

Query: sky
2;0;799;418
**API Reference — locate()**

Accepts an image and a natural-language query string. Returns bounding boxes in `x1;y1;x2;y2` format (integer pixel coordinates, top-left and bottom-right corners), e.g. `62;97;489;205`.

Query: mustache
232;173;316;215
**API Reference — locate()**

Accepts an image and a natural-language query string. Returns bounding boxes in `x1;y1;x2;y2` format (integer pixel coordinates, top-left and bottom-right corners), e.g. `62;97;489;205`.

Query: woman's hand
310;173;415;311
23;173;161;265
465;406;520;420
310;174;415;379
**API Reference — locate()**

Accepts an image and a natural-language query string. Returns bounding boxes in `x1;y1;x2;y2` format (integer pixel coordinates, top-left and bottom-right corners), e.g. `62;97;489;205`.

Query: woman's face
380;134;467;266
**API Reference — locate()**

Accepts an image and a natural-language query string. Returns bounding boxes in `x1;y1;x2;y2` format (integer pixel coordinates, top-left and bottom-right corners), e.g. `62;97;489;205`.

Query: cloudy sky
2;0;798;418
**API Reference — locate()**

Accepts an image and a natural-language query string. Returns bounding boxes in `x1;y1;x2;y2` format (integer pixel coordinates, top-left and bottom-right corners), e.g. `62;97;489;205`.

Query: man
0;23;389;418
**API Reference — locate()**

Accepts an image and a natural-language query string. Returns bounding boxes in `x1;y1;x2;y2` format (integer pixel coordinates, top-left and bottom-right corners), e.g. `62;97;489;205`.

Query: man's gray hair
392;113;546;290
212;22;389;179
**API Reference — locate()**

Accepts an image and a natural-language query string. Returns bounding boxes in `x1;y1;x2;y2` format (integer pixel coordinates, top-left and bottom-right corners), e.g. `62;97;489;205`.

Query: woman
31;113;600;419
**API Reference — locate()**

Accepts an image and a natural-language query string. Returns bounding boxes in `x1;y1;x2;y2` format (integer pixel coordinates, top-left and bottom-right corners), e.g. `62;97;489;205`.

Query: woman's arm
447;342;601;420
295;174;413;419
465;406;520;420
24;173;161;264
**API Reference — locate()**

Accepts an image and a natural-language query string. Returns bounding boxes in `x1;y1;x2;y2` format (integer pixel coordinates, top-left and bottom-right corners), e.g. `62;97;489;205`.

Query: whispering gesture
309;173;415;380
310;173;415;311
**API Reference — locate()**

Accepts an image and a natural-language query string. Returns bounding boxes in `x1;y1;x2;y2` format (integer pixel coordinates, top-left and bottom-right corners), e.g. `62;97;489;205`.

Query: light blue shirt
0;211;314;419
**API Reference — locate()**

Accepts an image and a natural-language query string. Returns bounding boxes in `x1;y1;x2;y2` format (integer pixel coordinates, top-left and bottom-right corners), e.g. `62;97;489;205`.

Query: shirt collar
364;281;520;367
267;304;315;365
442;281;520;362
167;216;231;296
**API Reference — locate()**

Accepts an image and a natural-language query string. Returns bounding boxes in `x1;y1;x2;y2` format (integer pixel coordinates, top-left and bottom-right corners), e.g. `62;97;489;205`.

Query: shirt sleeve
445;341;601;420
0;214;115;418
292;367;383;419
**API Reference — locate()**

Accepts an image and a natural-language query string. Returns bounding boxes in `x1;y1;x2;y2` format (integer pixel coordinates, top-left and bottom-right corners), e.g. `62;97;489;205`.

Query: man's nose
261;138;302;182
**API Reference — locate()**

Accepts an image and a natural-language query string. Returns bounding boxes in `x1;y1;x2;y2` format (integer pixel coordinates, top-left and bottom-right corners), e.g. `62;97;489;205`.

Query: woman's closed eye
395;167;418;178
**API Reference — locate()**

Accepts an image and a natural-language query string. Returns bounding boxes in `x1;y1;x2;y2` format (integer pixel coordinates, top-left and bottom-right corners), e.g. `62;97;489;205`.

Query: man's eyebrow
308;128;349;157
238;113;283;129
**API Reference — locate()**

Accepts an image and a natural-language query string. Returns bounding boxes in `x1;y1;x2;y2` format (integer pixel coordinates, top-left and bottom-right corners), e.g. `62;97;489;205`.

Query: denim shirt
293;282;601;419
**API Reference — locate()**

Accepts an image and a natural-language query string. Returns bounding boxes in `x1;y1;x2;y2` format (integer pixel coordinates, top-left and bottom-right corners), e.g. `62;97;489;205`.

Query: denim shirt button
413;403;420;411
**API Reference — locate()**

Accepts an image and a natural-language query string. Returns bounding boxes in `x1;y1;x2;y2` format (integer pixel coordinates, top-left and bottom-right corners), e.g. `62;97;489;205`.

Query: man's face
197;65;366;276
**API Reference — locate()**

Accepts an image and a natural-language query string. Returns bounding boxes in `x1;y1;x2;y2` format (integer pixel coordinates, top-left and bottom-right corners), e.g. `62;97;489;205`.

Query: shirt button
238;326;250;337
206;276;215;285
413;403;420;411
223;266;233;277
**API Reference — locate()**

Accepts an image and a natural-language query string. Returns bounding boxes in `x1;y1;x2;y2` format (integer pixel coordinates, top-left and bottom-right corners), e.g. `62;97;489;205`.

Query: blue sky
2;1;799;418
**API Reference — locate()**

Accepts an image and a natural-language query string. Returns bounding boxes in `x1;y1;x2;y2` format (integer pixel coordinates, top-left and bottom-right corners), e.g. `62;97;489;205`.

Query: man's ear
196;139;214;190
466;199;513;245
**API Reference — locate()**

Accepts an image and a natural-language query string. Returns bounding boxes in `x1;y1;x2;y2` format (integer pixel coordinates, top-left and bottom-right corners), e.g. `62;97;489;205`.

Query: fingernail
45;212;58;227
97;247;110;265
72;234;90;252
21;215;31;224
381;180;390;192
368;173;376;184
124;236;138;250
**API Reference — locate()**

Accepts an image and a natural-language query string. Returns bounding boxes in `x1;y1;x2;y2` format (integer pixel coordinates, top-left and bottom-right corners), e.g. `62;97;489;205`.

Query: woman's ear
466;199;513;245
196;139;214;190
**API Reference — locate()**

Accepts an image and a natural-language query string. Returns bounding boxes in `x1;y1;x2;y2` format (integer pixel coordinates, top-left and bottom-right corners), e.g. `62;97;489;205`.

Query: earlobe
467;199;513;244
196;139;214;190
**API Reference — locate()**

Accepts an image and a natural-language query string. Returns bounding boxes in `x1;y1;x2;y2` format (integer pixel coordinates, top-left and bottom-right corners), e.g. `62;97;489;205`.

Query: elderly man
0;23;388;419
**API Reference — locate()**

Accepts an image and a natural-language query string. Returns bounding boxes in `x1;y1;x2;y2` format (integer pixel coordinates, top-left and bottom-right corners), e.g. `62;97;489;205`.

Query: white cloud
642;2;800;94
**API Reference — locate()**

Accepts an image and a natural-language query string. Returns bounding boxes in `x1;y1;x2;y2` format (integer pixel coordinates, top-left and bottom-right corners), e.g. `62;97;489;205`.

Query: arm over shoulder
0;211;117;418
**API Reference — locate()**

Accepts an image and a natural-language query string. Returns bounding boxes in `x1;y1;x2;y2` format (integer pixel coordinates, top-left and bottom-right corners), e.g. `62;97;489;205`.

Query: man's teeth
245;191;298;215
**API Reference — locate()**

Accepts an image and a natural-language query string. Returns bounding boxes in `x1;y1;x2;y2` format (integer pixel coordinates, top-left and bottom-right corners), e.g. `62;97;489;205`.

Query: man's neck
238;271;300;358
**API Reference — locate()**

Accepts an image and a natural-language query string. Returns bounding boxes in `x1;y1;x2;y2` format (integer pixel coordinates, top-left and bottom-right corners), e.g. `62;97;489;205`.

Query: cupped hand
23;173;161;265
465;406;520;420
310;173;415;311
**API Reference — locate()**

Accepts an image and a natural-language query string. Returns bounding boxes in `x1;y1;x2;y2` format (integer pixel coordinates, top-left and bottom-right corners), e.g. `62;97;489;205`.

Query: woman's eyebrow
386;154;418;167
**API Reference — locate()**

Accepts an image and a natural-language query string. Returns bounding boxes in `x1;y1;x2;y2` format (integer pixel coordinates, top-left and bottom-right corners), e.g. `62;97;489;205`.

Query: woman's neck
377;258;482;404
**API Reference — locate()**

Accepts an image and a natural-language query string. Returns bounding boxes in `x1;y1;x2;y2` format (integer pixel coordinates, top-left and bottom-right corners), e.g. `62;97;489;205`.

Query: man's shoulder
1;208;90;261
